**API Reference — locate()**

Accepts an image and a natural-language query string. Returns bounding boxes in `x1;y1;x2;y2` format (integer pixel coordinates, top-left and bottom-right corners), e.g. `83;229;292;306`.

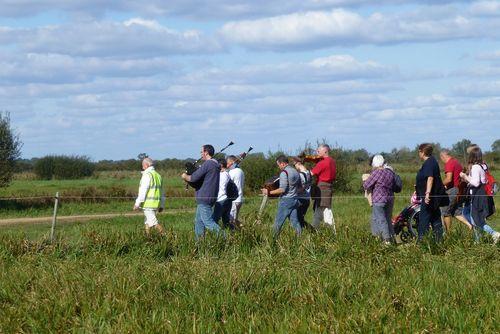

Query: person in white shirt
227;155;245;227
133;158;166;236
460;147;499;243
212;159;233;229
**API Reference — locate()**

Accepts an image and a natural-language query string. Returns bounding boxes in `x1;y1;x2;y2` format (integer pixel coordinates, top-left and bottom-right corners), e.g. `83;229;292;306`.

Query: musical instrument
235;147;253;163
297;151;323;163
262;175;281;198
184;141;234;190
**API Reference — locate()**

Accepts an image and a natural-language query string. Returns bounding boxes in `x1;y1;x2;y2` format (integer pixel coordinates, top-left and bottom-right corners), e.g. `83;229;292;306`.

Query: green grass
1;191;499;332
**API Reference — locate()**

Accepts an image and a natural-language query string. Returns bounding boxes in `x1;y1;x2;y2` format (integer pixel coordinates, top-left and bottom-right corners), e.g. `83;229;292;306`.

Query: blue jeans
195;204;224;239
371;201;395;242
273;197;302;238
463;203;497;240
418;202;443;242
212;199;233;230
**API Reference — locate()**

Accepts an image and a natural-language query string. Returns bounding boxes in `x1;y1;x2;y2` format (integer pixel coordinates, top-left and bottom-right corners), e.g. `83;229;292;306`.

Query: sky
1;0;500;160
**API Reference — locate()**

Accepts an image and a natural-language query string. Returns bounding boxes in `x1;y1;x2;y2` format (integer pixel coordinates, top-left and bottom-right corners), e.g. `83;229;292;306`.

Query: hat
372;154;385;168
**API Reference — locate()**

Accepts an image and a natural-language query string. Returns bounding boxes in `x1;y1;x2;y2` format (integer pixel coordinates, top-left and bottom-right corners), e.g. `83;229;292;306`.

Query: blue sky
1;0;499;160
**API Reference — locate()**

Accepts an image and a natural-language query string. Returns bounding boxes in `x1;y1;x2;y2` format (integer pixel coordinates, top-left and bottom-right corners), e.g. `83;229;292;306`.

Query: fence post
50;192;59;243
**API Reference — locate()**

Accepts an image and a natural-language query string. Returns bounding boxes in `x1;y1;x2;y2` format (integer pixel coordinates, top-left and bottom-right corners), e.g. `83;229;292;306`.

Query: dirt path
0;209;193;227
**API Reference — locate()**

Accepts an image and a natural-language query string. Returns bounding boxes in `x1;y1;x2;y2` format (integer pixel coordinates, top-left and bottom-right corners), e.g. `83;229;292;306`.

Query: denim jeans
371;201;394;242
195;203;223;239
212;199;233;229
418;202;443;242
463;202;497;240
273;197;302;238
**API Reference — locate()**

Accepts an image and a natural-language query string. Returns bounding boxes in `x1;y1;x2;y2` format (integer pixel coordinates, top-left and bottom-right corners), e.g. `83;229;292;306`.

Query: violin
301;154;323;163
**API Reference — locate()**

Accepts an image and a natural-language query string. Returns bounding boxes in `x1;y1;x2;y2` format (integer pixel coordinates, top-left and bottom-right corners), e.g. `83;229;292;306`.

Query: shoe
492;232;500;244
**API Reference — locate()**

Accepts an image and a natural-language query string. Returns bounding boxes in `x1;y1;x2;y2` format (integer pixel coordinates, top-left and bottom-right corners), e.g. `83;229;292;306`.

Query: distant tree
0;112;22;187
492;139;500;153
451;139;472;162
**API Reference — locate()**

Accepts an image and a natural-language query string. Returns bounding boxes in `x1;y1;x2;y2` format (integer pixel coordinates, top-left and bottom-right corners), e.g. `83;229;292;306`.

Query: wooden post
50;192;59;243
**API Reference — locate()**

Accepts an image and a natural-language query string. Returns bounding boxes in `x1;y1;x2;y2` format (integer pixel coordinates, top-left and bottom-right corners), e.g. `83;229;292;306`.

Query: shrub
34;155;95;180
0;112;22;187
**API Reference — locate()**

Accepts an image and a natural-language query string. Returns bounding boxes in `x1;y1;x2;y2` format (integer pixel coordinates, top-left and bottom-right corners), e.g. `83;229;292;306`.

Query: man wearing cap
133;157;166;236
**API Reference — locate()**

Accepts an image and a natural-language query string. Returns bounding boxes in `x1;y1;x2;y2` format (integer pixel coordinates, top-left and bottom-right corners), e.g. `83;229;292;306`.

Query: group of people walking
362;143;499;244
133;142;498;244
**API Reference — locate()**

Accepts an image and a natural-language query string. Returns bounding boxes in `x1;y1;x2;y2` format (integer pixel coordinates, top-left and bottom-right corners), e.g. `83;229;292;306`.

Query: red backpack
482;164;498;196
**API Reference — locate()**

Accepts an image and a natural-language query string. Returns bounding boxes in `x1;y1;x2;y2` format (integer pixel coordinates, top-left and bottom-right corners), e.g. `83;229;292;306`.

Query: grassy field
0;173;499;332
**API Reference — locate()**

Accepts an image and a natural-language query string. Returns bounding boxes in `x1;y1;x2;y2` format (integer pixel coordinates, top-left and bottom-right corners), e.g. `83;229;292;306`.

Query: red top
444;157;462;188
311;156;336;183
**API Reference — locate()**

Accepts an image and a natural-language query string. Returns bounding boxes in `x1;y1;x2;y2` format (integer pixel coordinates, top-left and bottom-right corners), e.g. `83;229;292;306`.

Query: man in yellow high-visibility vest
133;157;166;236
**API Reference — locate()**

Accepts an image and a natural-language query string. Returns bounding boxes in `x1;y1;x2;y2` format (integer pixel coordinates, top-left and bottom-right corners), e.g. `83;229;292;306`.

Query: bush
0;112;22;187
34;155;95;180
240;152;282;192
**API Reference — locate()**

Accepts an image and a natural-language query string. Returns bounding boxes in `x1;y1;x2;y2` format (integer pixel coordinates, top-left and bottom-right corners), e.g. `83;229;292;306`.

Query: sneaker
492;232;500;244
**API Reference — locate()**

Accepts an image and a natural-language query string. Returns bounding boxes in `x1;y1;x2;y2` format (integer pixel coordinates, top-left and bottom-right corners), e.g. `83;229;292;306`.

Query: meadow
0;170;499;333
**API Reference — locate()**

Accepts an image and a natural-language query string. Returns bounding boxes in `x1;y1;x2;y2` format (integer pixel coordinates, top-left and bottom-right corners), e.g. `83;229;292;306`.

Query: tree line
2;111;500;189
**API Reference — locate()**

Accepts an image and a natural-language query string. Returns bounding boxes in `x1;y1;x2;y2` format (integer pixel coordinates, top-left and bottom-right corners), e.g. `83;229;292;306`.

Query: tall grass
0;197;498;333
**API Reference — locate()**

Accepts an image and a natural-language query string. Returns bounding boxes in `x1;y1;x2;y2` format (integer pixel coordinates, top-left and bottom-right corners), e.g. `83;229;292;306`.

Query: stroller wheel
400;230;413;243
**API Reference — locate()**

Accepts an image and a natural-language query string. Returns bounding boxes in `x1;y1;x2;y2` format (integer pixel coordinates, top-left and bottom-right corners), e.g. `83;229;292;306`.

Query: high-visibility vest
142;169;163;209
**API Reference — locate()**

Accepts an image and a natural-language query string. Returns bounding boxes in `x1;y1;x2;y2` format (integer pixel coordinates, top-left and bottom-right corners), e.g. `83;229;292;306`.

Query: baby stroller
392;192;421;243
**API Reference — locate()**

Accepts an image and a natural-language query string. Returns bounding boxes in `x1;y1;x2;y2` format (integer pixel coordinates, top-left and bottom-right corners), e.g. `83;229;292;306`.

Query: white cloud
220;6;500;50
469;1;500;16
182;55;395;85
0;1;474;19
0;53;175;84
1;19;221;57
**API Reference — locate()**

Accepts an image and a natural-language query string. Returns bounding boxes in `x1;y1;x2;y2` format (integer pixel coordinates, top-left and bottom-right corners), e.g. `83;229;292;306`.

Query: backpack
299;171;312;194
226;179;239;201
480;164;497;217
392;172;403;193
482;165;498;196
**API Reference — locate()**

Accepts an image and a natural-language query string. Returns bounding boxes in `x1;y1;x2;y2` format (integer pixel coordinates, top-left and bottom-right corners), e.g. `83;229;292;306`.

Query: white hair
143;157;154;167
372;155;385;168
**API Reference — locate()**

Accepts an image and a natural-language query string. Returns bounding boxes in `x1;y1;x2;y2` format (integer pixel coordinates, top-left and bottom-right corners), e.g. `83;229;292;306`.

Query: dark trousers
297;198;310;228
212;199;233;230
418;202;443;242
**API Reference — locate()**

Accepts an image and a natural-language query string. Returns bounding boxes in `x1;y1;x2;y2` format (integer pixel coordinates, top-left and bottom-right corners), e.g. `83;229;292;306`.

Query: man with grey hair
133;157;166;236
439;149;471;231
310;144;336;232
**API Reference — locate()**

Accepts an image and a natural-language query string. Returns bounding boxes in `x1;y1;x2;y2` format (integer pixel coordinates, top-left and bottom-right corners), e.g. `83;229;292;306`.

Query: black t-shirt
416;156;440;198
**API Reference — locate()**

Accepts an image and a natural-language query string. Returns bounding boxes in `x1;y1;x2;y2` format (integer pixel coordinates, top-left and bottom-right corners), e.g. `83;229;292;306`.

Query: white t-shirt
217;170;231;202
228;167;245;203
466;164;487;192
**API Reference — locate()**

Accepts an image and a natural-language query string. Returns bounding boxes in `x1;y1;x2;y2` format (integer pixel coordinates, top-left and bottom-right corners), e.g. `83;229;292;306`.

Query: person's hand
424;192;430;205
459;172;467;180
181;172;187;180
158;208;164;213
261;188;269;196
133;205;140;211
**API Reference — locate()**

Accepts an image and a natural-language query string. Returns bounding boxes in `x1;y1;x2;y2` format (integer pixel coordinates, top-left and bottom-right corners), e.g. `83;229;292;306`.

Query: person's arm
461;165;481;187
134;173;150;210
363;171;378;191
443;172;453;188
186;161;208;183
262;171;286;196
424;176;433;204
